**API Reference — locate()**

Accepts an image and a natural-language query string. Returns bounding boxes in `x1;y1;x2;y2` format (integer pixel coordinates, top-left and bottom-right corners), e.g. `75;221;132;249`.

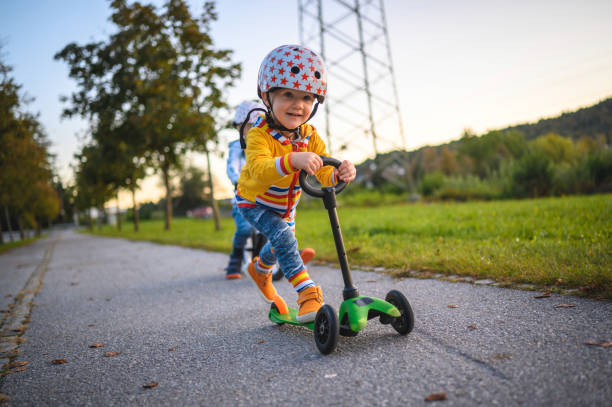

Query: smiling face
264;88;316;134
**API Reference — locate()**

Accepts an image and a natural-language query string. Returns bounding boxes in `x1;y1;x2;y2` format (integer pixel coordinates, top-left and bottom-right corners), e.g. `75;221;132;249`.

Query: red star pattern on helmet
307;57;313;63
293;54;301;60
278;67;285;75
317;88;322;94
284;51;291;57
286;60;294;67
271;75;277;83
293;80;301;89
280;78;288;85
309;65;315;72
301;73;309;80
298;63;304;69
269;65;274;73
277;59;284;66
305;83;312;91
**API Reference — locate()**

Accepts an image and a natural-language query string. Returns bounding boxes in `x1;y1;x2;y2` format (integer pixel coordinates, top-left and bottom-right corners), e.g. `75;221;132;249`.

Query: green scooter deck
268;306;315;330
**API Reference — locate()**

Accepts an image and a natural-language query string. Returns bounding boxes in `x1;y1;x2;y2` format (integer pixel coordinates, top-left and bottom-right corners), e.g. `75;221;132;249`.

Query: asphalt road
0;229;611;406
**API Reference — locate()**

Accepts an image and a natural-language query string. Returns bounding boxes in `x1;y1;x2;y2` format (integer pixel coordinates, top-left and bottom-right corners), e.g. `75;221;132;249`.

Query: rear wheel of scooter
314;305;339;355
385;290;414;335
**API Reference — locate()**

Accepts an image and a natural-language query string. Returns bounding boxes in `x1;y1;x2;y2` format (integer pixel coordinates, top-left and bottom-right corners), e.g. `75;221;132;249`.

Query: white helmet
257;44;327;103
232;100;265;126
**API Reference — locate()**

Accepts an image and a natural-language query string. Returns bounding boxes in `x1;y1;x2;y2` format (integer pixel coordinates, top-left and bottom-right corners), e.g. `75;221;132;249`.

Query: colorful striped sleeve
274;153;295;176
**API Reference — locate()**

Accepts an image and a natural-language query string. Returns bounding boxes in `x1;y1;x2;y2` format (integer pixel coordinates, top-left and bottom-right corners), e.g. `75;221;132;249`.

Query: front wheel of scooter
314;305;339;355
385;290;415;335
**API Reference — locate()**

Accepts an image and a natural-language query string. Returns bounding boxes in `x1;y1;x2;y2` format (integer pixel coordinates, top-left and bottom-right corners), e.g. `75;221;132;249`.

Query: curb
0;235;58;373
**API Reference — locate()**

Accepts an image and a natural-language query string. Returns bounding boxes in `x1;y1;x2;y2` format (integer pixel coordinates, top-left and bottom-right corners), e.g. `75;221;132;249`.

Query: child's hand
335;160;356;183
291;152;323;175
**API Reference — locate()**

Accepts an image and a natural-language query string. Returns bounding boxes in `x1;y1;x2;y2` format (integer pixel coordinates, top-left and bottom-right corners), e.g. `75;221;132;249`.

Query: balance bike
268;156;414;354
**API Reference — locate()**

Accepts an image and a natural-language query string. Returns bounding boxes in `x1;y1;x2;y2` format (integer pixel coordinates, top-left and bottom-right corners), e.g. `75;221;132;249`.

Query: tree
55;0;240;231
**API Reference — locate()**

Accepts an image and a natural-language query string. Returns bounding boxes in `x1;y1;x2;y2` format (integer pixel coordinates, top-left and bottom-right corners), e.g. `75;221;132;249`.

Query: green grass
87;194;612;299
0;236;42;254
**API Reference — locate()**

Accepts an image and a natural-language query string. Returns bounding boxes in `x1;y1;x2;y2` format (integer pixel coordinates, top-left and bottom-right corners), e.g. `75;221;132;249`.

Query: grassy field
86;194;611;299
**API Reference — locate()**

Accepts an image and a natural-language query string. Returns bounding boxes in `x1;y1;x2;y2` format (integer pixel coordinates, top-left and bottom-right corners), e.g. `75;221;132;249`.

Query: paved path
0;230;611;406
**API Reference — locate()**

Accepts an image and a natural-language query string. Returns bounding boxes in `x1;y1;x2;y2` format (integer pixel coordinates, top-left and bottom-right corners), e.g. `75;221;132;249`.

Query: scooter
268;156;414;354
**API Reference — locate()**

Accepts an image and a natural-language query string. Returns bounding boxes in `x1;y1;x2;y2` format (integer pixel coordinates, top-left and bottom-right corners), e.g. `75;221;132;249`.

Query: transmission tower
298;0;405;159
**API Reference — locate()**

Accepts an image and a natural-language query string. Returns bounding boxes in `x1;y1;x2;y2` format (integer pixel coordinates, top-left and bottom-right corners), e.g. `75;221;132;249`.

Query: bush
418;171;445;197
510;151;554;197
434;175;503;201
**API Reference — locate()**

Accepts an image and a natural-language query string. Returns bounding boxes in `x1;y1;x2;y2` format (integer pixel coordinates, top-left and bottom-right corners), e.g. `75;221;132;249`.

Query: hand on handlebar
334;160;356;183
290;152;323;175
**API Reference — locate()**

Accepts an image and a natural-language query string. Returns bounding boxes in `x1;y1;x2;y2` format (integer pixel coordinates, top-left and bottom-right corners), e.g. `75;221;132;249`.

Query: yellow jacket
236;116;336;218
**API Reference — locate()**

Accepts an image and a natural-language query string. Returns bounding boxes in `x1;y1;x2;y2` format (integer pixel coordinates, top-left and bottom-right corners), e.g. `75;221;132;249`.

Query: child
236;45;356;323
224;101;264;279
226;101;316;279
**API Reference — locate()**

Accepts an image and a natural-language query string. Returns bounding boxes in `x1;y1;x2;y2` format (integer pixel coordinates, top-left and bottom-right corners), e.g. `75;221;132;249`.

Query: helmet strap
239;108;267;149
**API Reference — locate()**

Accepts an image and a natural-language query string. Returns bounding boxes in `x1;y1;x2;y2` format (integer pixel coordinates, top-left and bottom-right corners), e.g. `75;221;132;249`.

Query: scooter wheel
385;290;414;335
314;305;339;355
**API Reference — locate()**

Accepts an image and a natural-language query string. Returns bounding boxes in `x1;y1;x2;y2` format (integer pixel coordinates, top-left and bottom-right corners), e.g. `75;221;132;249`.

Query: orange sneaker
296;285;324;323
248;257;280;304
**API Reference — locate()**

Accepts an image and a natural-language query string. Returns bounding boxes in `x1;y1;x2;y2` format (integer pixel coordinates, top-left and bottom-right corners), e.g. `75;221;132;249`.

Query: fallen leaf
11;367;27;373
104;352;120;357
88;323;95;327
447;304;459;308
425;392;447;402
89;343;104;348
143;382;158;389
0;309;9;313
70;282;79;286
467;325;477;330
584;340;612;348
105;298;111;302
490;353;513;361
534;292;551;299
51;359;67;365
554;303;576;308
168;347;177;352
4;294;12;298
0;393;11;402
11;327;24;333
256;339;266;344
366;280;377;283
9;361;28;369
88;297;95;301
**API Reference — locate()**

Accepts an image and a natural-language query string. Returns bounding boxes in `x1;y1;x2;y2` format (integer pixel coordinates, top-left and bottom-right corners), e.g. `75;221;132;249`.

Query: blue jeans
238;205;304;280
232;203;253;250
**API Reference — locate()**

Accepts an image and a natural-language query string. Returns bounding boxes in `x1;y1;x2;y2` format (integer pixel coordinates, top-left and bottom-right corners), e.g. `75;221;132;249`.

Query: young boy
236;45;356;323
224;101;264;279
226;101;316;279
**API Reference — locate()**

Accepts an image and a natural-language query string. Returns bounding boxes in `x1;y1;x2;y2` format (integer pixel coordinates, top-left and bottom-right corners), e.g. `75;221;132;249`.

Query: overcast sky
2;0;611;202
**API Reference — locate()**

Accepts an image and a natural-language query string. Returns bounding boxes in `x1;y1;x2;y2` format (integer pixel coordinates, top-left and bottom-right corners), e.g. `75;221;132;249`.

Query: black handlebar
299;156;347;198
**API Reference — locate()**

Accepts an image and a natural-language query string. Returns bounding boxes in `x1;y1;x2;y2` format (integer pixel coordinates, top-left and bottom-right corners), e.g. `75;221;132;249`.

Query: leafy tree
55;0;240;231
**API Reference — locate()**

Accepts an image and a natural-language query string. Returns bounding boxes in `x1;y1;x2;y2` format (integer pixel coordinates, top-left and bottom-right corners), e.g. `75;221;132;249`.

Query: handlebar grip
299;156;347;198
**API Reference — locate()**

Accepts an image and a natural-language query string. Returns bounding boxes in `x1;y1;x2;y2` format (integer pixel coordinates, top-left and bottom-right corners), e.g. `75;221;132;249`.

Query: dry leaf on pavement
143;382;158;389
584;340;612;348
104;351;121;357
467;325;477;330
534;292;551;298
89;343;104;348
554;303;576;308
447;304;459;308
425;392;447;402
51;359;67;365
8;361;28;369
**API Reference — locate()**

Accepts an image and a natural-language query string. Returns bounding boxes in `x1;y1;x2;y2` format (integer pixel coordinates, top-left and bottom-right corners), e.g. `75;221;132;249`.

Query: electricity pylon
298;0;405;158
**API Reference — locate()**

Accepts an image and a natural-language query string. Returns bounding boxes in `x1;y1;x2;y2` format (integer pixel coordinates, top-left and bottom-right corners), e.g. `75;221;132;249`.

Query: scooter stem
322;187;359;300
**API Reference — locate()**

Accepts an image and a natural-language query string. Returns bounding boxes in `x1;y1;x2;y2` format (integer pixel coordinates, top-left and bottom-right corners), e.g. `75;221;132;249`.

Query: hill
355;96;612;192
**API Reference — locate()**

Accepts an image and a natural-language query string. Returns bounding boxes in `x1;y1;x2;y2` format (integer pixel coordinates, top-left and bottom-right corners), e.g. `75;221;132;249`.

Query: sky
2;0;612;205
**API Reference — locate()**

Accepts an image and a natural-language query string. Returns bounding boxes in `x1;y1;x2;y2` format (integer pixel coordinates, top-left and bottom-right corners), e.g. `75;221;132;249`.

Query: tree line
356;98;612;201
0;53;60;243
